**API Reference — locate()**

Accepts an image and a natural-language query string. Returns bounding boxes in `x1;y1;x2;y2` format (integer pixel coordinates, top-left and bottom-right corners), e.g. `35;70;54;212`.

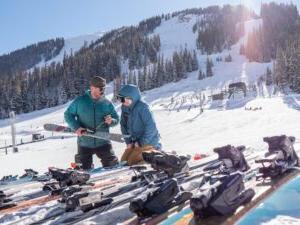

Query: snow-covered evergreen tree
206;57;213;77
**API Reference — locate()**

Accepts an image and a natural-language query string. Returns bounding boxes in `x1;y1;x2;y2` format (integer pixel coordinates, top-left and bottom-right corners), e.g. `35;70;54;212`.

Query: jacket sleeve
108;102;119;127
120;110;131;145
64;98;81;131
140;105;158;146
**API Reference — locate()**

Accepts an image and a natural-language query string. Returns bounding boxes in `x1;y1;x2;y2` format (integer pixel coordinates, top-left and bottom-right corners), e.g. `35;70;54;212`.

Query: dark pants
76;144;119;170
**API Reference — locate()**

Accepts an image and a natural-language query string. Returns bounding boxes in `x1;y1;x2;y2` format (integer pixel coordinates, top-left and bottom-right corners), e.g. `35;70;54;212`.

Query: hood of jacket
118;84;141;108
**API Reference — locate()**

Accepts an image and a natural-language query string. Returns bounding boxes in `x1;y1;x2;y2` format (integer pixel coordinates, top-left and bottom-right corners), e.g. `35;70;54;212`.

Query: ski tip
193;153;209;161
48;166;55;171
70;162;83;170
70;162;77;169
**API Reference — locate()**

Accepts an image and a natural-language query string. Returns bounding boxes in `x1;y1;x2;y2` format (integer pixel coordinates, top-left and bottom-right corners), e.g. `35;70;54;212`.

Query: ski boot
256;135;299;179
48;167;90;187
190;172;255;218
142;151;190;177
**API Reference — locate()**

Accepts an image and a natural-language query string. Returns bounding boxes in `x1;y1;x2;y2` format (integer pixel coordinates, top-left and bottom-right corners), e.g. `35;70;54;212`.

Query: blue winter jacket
119;85;161;149
64;90;119;148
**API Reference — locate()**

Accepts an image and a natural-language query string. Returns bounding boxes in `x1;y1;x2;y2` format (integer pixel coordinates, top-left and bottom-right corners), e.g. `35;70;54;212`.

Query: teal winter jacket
64;90;119;148
119;85;161;149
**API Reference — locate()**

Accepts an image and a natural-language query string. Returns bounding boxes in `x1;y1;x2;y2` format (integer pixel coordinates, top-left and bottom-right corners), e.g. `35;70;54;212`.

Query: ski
0;169;51;188
137;136;300;225
43;123;130;143
0;193;17;211
153;169;300;225
7;152;219;225
0;164;130;196
123;145;259;225
32;147;256;225
1;153;210;209
0;164;133;211
0;166;135;215
0;147;261;225
43;172;205;225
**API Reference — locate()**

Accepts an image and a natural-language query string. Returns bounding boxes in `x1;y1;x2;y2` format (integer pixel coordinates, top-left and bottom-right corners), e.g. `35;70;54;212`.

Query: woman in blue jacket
118;84;161;165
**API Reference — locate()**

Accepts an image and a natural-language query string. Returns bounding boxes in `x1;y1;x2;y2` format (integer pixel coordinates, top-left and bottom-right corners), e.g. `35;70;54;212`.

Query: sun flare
241;0;256;10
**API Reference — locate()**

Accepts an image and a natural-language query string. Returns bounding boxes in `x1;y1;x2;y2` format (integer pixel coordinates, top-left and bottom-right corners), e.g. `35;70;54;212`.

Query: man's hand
104;115;113;125
75;127;87;137
127;143;133;149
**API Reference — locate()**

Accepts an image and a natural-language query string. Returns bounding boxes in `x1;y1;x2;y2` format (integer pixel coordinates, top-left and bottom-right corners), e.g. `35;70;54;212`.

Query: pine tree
240;43;245;55
173;52;184;81
265;67;273;86
198;69;205;80
286;41;297;91
151;63;158;88
274;47;288;89
206;57;213;77
128;71;134;84
138;70;145;91
145;68;151;90
10;79;23;113
293;40;300;92
157;55;165;86
165;60;174;83
225;54;232;62
133;72;137;85
113;77;122;101
186;52;193;73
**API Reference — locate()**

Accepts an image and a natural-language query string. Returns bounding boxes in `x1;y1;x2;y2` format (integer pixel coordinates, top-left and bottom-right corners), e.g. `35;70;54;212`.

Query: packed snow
31;32;104;69
151;15;198;58
1;14;300;225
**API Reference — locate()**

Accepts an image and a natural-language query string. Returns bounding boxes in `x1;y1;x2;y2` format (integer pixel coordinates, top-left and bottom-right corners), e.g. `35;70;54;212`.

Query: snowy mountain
31;32;104;69
150;15;269;89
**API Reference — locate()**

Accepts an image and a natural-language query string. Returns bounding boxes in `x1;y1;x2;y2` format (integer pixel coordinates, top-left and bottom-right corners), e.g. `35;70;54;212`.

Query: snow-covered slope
151;15;198;58
32;32;103;69
151;15;269;89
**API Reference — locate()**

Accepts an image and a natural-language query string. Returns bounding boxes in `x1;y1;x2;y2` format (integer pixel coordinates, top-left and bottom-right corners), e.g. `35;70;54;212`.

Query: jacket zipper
93;102;96;146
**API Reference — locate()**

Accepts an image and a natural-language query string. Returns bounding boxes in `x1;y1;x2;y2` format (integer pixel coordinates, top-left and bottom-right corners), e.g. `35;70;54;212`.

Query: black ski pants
76;143;119;170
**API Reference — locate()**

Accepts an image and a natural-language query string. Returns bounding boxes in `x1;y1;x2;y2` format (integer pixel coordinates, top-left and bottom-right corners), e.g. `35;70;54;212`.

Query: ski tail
43;123;128;143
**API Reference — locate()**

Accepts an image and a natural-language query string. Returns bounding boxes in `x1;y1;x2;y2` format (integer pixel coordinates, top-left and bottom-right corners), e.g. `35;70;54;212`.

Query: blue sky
0;0;298;55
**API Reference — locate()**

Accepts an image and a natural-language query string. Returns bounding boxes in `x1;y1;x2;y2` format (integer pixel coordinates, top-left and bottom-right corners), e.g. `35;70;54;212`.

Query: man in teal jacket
64;76;119;169
118;84;161;165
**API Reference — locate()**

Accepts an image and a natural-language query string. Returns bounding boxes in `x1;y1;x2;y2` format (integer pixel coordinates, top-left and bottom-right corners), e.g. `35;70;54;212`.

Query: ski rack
3;148;260;225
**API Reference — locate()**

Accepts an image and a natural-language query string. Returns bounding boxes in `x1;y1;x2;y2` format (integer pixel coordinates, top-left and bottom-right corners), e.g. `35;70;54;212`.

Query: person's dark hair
90;76;106;89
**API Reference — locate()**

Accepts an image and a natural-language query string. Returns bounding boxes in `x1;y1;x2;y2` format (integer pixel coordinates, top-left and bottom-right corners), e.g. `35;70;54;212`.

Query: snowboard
43;123;130;143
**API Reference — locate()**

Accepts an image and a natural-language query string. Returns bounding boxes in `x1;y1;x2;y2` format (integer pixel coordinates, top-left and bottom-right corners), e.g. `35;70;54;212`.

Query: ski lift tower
9;111;18;153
